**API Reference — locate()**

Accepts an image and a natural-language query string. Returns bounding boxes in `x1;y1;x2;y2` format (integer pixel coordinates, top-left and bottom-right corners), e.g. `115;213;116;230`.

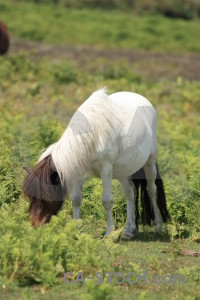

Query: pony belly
112;152;149;179
112;131;152;179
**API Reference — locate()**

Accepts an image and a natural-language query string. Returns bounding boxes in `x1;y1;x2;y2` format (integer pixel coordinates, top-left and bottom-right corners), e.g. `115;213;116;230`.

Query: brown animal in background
0;21;9;55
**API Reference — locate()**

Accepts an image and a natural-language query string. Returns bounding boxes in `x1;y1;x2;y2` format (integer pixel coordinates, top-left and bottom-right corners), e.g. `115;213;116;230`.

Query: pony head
23;155;66;226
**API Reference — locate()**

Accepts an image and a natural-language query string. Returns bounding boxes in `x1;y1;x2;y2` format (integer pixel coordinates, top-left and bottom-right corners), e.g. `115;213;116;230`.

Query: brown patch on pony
0;21;9;55
23;155;66;226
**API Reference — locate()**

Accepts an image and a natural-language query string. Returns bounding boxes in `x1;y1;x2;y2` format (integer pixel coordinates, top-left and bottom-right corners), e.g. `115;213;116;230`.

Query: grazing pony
0;21;9;55
23;89;170;239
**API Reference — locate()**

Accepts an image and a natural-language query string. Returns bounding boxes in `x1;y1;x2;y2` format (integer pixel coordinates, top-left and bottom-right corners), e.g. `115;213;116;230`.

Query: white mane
39;88;120;190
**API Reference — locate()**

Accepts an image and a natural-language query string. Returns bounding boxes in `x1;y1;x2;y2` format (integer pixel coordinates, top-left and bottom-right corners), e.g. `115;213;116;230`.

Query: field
0;1;200;299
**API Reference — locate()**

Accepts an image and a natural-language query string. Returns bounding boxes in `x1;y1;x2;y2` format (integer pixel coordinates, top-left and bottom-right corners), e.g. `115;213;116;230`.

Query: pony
0;21;9;55
23;88;170;239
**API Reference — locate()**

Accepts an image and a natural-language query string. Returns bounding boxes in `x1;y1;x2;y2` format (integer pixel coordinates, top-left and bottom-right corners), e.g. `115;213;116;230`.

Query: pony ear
23;166;32;174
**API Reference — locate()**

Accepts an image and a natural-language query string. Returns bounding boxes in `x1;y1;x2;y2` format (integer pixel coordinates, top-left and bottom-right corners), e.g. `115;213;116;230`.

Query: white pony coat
39;89;157;189
24;88;169;237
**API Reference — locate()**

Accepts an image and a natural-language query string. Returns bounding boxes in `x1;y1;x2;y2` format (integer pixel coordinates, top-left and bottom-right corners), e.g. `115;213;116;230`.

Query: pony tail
155;164;170;222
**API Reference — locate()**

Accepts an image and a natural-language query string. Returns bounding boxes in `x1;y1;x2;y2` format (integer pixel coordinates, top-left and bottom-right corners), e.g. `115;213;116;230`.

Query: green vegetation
1;1;200;53
8;0;200;20
0;1;200;299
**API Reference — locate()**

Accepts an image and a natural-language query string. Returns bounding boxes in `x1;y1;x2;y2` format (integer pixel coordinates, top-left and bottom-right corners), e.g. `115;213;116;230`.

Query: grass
0;1;200;54
0;1;200;299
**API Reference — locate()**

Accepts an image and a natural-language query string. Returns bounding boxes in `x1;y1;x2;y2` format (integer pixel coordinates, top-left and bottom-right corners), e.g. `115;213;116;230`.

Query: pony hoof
104;225;115;236
155;226;165;234
121;233;132;241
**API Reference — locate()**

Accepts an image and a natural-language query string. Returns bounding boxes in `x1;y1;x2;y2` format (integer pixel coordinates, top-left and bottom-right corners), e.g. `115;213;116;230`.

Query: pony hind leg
120;178;137;240
143;157;170;231
143;158;163;231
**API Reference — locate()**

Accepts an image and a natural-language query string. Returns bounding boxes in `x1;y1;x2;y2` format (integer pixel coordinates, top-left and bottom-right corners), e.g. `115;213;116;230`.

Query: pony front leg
72;182;82;219
100;162;114;236
120;178;137;240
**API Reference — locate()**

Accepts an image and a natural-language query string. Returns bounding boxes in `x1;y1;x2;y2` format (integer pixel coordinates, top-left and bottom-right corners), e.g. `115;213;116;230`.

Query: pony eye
50;171;60;185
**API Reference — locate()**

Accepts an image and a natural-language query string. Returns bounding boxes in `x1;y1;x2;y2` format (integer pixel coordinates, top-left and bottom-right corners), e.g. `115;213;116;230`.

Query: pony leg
100;162;114;235
120;178;137;238
72;182;82;219
143;159;163;231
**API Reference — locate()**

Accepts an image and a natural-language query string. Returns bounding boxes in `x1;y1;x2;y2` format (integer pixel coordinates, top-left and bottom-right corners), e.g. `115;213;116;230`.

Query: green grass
0;2;200;299
1;1;200;53
0;51;200;299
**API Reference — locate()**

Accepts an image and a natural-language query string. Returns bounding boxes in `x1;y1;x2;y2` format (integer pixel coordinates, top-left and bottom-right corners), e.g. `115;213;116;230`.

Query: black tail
131;163;170;227
155;165;170;223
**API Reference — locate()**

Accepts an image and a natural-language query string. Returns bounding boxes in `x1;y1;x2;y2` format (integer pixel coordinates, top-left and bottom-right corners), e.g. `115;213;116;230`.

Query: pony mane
39;88;121;191
23;155;66;226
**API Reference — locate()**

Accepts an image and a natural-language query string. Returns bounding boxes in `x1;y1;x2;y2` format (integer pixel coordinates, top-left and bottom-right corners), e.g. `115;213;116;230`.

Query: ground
10;38;200;81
